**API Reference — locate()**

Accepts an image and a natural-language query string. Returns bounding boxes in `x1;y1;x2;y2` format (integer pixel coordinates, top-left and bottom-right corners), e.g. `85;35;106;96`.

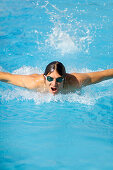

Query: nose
52;79;57;86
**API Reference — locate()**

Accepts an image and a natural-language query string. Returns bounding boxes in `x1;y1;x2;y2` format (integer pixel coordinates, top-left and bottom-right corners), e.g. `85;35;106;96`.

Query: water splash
39;0;93;55
1;84;112;106
45;26;78;55
0;87;96;105
12;66;43;75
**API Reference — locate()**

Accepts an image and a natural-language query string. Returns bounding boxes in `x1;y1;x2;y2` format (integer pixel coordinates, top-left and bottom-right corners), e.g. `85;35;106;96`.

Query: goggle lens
47;76;54;82
56;77;63;83
46;76;64;83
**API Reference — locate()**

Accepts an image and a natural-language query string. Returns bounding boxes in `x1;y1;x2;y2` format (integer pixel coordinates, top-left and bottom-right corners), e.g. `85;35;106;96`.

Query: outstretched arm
0;71;41;89
72;69;113;87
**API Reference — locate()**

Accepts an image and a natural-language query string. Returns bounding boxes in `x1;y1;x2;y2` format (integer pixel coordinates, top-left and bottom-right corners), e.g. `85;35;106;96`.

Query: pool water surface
0;0;113;169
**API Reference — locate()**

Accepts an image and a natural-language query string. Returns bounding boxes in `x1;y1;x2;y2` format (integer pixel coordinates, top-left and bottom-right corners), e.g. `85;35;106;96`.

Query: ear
43;75;46;83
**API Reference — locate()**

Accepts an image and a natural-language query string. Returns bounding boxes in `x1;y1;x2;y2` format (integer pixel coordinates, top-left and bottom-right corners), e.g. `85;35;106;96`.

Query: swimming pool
0;0;113;169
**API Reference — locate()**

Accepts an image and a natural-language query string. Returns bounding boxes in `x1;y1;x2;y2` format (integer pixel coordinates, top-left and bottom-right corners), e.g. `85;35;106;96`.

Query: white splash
12;66;43;75
46;26;78;55
42;0;93;55
0;87;96;105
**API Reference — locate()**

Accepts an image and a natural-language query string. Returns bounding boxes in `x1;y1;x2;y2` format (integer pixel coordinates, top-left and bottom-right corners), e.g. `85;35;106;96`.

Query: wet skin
45;70;64;95
0;69;113;94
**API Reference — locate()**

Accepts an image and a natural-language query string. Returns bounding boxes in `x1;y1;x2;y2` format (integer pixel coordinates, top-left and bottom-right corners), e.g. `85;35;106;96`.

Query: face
45;70;64;95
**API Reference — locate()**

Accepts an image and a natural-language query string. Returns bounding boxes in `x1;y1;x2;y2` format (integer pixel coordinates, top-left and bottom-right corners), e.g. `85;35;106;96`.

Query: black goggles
45;76;64;83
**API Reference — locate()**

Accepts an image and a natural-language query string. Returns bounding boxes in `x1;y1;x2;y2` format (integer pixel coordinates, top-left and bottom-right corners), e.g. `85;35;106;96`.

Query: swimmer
0;61;113;95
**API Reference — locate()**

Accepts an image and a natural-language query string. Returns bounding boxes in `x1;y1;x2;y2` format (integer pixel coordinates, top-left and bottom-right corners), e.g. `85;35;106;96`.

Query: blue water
0;0;113;169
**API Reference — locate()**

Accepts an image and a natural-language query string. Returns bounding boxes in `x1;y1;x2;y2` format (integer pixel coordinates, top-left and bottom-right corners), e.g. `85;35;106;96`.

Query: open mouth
51;87;57;93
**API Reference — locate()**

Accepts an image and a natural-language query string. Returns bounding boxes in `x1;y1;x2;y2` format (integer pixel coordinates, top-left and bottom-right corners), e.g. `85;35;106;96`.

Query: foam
0;87;96;105
1;85;112;106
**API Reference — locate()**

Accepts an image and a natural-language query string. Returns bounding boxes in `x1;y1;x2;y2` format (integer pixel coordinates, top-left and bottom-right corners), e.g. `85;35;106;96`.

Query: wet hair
44;61;66;77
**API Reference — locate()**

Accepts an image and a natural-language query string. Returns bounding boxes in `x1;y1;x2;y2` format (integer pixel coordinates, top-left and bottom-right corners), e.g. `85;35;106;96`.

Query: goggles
45;76;64;83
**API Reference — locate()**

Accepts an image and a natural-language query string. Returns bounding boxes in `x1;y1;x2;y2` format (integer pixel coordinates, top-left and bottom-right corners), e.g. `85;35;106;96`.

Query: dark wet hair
44;61;66;77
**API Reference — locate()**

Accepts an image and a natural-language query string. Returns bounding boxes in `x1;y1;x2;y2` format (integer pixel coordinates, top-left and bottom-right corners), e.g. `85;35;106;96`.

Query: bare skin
0;69;113;95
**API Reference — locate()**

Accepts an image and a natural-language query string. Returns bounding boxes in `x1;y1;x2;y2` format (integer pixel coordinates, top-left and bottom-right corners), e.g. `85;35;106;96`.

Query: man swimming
0;61;113;95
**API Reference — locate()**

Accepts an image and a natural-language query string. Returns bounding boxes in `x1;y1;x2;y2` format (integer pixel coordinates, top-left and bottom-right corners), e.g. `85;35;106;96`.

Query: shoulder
24;74;45;89
65;72;90;88
65;73;80;88
30;73;44;83
30;73;43;78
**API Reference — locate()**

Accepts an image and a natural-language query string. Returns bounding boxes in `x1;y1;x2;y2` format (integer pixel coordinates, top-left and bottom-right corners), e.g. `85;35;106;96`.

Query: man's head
44;61;66;94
